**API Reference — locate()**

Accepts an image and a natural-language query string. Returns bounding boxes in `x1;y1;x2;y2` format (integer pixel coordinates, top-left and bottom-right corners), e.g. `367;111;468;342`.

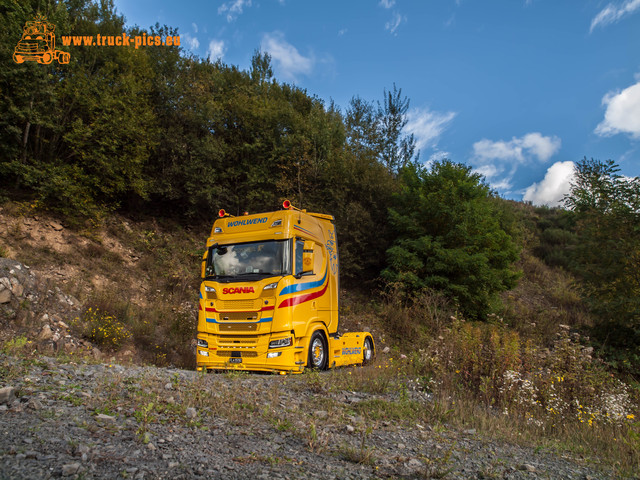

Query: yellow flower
627;414;635;420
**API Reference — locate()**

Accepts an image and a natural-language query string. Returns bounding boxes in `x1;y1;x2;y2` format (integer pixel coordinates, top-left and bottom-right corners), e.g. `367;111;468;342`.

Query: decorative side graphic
13;15;70;65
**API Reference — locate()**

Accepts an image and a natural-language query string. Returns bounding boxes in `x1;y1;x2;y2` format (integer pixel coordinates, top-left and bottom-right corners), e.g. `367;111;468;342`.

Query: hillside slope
0;204;636;478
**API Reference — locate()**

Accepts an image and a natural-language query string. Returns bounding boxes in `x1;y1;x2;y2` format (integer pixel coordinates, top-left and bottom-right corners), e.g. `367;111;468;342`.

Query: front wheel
307;330;328;370
363;336;374;365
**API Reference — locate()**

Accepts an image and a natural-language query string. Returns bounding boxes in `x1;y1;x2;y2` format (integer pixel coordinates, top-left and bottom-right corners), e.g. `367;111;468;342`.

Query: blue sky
113;0;640;205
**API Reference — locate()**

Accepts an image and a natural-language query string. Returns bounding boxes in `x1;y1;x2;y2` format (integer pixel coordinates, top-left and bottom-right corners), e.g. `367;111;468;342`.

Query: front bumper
196;332;306;374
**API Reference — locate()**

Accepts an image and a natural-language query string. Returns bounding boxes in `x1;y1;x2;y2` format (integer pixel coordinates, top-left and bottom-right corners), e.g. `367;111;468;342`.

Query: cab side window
295;239;304;276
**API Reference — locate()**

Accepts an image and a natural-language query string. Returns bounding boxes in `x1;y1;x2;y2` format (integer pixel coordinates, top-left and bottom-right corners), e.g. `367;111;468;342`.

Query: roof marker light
283;200;292;209
218;209;226;218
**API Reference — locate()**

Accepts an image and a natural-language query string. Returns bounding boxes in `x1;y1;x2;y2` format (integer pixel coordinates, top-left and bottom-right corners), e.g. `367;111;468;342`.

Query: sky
112;0;640;206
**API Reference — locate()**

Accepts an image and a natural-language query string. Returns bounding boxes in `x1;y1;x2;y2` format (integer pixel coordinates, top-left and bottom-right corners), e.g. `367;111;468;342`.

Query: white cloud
428;151;451;163
473;133;561;163
385;12;405;35
379;0;395;8
590;0;640;32
595;81;640;138
192;23;198;33
181;33;200;52
523;161;576;207
261;32;313;81
405;108;456;151
473;164;500;180
218;0;252;22
472;132;561;193
207;39;226;61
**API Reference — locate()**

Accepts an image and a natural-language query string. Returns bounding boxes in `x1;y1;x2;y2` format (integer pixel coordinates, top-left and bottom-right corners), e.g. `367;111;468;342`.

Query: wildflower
627;414;635;420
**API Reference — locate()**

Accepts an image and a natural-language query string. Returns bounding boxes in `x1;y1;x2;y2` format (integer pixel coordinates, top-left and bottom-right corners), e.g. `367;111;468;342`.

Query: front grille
219;299;259;310
219;323;259;332
217;350;258;357
219;312;258;321
219;335;258;345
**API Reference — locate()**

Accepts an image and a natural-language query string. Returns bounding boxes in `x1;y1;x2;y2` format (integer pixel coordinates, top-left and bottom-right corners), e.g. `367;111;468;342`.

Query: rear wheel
363;336;374;365
38;52;53;64
307;330;328;370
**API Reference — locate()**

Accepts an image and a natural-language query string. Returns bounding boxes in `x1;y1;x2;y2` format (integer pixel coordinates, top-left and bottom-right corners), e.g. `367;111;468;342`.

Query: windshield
205;239;291;280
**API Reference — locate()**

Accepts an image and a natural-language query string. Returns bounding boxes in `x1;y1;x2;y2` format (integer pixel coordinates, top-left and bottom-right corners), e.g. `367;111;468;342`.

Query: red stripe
278;283;328;308
205;307;217;313
199;303;202;311
260;305;274;312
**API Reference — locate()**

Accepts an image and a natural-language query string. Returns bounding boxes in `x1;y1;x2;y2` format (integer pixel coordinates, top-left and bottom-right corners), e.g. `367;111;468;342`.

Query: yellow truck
196;200;374;374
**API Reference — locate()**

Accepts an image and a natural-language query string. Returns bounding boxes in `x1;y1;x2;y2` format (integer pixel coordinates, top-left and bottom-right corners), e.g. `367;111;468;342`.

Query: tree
564;158;640;328
382;160;521;319
377;84;416;172
345;84;417;174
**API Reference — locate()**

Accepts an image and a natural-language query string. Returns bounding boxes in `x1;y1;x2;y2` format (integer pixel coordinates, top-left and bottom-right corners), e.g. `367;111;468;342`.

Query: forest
1;0;639;372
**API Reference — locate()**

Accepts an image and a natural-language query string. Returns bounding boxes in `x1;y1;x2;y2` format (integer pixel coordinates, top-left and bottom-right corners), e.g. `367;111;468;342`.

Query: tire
363;336;374;365
307;330;328;370
13;53;24;64
58;52;70;64
39;52;53;64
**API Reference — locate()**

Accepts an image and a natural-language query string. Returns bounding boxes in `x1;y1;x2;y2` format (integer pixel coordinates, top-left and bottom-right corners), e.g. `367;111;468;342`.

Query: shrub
74;307;131;351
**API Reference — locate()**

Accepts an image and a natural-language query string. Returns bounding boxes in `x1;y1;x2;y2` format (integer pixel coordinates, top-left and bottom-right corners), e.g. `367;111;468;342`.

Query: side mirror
302;241;314;274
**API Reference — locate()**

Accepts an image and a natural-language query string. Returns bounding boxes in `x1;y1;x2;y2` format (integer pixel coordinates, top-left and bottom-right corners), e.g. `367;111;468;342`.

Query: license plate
229;358;242;364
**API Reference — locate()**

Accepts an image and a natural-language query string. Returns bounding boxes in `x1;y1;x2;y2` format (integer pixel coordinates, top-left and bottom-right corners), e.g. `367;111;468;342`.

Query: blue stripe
206;317;273;324
294;225;314;235
279;269;327;296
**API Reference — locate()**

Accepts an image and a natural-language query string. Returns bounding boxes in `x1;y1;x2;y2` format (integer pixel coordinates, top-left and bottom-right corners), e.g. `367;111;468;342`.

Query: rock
0;387;16;405
346;425;355;434
38;325;53;341
186;407;197;419
0;287;11;304
406;458;423;470
464;428;477;435
164;382;173;390
27;399;43;411
96;413;116;422
50;221;64;231
519;463;536;472
10;283;23;297
314;410;328;419
62;463;81;476
382;346;390;354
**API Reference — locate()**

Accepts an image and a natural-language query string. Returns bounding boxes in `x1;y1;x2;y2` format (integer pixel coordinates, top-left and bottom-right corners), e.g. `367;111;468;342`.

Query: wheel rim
311;337;324;367
364;338;373;362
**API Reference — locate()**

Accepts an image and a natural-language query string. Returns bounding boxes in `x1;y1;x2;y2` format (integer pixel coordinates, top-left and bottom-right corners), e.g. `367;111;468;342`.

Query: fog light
198;350;209;357
269;337;292;349
267;351;282;358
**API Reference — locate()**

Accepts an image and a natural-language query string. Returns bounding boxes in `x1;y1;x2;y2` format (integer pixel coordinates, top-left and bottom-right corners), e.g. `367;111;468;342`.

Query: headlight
205;286;216;293
197;339;208;348
267;352;282;358
198;350;209;357
269;337;292;349
263;282;278;291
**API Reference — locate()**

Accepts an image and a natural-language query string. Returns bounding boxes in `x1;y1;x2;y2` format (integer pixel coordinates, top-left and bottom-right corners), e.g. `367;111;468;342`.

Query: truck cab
196;201;374;374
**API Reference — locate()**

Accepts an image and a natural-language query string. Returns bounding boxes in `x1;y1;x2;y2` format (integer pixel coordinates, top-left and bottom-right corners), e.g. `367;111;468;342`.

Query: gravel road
0;354;617;480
